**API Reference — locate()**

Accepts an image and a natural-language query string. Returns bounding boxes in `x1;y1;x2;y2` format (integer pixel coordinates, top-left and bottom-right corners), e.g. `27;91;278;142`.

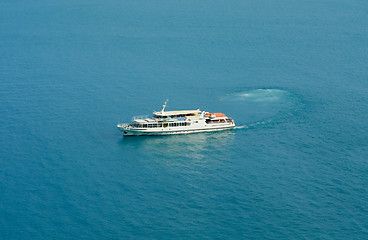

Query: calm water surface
1;0;367;239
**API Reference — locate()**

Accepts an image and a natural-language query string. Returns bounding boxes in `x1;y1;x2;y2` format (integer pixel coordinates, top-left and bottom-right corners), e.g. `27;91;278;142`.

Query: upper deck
153;109;201;118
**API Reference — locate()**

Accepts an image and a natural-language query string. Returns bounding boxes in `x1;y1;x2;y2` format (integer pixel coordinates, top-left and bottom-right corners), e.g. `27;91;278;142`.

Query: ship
117;100;235;136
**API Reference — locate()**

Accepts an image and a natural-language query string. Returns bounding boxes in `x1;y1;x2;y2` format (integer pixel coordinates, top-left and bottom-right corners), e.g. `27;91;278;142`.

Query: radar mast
161;99;169;112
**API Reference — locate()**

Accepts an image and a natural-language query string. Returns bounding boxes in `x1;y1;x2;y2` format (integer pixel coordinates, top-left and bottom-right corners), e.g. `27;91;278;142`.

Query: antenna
162;99;169;112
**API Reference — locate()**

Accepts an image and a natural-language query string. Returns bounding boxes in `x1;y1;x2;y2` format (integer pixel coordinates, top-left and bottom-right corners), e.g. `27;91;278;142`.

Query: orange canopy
206;113;226;117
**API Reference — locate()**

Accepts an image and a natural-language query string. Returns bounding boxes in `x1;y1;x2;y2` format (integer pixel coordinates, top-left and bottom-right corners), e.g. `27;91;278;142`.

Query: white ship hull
118;123;235;136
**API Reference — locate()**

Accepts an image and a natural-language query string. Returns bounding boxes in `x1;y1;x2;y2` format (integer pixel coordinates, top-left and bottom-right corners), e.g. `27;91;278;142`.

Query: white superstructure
117;100;235;136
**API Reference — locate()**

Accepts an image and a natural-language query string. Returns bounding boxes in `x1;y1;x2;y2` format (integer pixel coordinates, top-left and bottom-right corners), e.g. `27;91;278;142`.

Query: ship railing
117;123;131;129
131;115;149;121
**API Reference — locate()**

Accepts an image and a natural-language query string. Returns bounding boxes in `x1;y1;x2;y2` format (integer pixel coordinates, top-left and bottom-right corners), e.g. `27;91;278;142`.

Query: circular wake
219;88;302;130
221;89;289;103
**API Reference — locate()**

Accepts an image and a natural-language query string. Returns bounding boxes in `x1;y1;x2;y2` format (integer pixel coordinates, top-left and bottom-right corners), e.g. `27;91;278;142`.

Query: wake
220;88;303;131
234;125;248;129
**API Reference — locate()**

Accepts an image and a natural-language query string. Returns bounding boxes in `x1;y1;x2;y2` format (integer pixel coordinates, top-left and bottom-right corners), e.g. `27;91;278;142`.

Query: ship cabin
128;109;201;129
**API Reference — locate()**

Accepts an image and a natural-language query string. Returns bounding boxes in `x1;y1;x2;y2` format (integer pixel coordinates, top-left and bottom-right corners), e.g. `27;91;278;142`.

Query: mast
161;99;169;112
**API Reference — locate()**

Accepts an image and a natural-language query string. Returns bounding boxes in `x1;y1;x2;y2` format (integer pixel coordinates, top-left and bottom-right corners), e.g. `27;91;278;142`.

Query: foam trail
234;125;248;129
234;118;273;131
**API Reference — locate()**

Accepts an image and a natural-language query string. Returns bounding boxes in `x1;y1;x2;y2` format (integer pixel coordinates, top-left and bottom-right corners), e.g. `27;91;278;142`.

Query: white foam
234;125;248;129
222;88;288;102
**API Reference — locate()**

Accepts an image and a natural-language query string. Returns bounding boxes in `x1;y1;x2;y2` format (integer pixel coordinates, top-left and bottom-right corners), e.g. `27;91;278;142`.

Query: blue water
1;0;368;239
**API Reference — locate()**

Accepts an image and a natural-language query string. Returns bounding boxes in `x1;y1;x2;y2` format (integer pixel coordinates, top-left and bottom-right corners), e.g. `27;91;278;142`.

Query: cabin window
143;124;147;128
164;123;168;127
158;123;162;127
148;124;152;128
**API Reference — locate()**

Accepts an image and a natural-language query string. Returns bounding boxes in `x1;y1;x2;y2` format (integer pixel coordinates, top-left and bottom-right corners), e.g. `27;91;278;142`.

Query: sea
1;0;367;239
